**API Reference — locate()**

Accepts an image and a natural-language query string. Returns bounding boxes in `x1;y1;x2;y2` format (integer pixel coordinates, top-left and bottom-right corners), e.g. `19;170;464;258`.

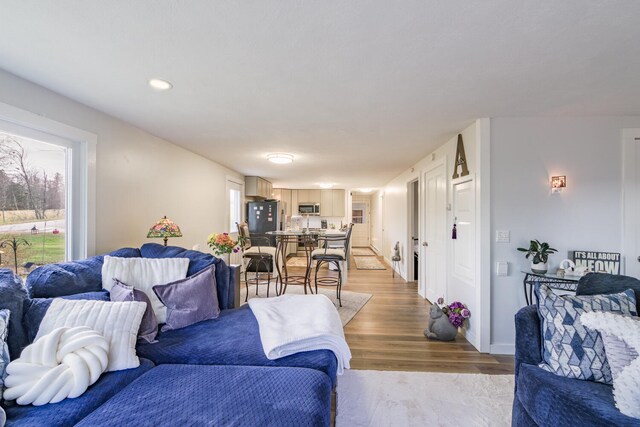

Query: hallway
341;256;514;374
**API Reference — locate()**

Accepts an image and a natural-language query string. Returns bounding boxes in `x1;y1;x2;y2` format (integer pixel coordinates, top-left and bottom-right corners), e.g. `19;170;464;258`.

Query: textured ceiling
1;1;640;188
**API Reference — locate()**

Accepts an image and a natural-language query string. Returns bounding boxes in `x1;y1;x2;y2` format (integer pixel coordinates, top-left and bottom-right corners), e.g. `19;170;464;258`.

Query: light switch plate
496;261;509;276
496;230;510;243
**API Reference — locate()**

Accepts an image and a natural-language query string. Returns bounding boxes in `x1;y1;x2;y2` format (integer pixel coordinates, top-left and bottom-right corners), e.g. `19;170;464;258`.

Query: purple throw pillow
110;279;159;343
152;265;219;332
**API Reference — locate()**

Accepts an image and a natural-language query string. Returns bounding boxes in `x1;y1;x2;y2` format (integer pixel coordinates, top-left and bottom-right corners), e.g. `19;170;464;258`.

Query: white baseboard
490;343;515;355
384;257;405;280
461;328;478;351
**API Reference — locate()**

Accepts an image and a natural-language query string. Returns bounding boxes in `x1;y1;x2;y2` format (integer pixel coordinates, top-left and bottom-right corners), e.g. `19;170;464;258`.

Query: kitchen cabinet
273;188;293;217
245;176;272;199
320;190;333;216
297;189;309;203
320;189;345;217
308;189;321;204
286;188;345;216
291;190;298;215
332;189;346;217
282;189;292;216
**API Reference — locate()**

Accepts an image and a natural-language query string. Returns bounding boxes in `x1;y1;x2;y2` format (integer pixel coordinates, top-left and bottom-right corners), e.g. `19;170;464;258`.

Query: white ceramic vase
531;261;548;274
220;253;230;265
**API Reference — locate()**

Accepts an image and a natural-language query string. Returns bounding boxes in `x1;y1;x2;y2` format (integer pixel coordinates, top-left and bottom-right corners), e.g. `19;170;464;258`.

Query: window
0;131;68;273
0;101;96;275
352;202;367;224
227;178;243;233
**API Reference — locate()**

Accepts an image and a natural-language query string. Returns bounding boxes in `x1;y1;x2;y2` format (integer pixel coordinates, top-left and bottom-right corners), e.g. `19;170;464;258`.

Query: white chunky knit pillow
581;312;640;419
4;327;109;406
36;299;145;371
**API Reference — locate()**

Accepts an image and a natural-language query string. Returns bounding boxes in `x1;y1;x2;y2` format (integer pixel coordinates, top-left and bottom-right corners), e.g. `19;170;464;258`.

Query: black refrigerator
247;200;282;246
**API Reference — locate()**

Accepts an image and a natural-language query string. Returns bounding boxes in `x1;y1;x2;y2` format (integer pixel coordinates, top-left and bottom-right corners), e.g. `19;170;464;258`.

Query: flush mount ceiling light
148;78;173;91
359;188;373;193
319;183;334;189
267;153;294;164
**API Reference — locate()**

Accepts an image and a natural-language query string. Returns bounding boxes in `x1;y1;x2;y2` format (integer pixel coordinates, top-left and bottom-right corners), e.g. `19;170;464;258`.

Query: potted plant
517;240;557;274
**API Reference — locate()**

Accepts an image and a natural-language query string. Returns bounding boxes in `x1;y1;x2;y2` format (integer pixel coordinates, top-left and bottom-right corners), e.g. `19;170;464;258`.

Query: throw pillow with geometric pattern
535;284;637;384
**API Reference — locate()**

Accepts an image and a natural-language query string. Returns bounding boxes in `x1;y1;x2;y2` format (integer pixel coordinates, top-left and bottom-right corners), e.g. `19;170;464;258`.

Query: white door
352;200;370;247
623;129;640;278
420;162;447;301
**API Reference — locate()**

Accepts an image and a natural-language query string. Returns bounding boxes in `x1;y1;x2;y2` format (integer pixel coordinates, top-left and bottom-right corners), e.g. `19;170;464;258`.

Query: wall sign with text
570;250;621;274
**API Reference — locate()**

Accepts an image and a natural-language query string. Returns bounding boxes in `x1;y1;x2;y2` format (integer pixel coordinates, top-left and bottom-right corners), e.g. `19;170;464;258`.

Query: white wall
370;190;383;253
0;69;243;255
382;122;477;275
381;120;488;349
490;116;640;353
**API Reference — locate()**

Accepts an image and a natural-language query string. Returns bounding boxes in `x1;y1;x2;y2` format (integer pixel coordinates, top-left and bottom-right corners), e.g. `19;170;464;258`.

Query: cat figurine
424;304;458;341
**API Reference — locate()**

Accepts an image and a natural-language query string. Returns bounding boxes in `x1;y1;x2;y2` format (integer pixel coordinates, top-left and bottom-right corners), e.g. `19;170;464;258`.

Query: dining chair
237;222;277;301
311;224;354;306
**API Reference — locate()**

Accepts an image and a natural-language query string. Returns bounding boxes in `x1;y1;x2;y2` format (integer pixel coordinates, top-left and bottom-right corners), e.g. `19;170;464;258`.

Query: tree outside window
0;132;66;275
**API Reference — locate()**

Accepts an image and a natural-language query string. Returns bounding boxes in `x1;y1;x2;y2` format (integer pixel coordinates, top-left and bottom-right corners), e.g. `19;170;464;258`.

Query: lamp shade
147;216;182;246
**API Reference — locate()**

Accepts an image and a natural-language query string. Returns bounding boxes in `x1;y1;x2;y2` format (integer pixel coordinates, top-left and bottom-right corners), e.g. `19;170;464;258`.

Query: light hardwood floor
325;253;514;375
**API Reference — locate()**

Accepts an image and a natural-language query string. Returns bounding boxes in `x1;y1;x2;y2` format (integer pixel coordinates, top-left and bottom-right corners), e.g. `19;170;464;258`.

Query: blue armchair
512;273;640;427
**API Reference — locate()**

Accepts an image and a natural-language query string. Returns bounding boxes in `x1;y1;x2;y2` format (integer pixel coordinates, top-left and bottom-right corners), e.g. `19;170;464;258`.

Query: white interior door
352;200;370;247
623;129;640;278
420;162;447;301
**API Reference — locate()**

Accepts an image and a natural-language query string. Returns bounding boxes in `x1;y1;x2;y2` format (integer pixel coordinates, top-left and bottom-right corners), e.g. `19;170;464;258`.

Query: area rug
353;256;386;270
241;285;372;326
336;370;514;427
351;247;377;256
284;256;328;269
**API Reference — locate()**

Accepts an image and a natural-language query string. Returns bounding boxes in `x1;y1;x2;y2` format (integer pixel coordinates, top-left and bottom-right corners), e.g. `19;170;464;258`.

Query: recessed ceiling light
319;183;334;189
148;78;173;91
267;153;294;164
359;188;373;193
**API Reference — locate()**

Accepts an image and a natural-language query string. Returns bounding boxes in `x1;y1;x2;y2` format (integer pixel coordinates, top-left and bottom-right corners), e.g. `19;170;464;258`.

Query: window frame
226;175;244;234
0;101;96;260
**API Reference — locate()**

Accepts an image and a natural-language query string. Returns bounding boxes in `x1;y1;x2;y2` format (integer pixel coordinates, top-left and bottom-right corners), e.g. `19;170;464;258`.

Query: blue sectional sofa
512;273;640;427
1;244;337;426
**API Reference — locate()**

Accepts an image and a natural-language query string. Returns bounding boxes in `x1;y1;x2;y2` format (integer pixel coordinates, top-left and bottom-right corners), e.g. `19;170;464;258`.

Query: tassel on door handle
452;217;457;240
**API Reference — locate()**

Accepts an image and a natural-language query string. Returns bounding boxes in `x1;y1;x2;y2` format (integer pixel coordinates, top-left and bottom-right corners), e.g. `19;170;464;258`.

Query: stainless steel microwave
298;203;320;215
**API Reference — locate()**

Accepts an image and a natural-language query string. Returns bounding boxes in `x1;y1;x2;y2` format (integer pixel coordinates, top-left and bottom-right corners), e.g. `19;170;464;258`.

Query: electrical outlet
496;261;509;276
496;230;510;243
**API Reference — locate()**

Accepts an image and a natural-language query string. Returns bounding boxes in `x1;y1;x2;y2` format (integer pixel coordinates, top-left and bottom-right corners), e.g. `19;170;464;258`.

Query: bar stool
312;224;353;307
276;233;315;295
237;222;277;301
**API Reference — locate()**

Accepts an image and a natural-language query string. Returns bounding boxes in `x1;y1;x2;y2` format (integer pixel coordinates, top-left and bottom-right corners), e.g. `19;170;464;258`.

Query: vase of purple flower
424;298;471;341
440;299;471;328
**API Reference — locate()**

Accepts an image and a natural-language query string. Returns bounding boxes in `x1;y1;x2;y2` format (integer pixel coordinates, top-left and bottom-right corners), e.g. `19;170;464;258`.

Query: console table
521;271;580;305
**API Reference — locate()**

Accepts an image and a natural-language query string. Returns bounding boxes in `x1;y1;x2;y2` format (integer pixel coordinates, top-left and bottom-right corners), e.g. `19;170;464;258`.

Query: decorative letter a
452;134;469;179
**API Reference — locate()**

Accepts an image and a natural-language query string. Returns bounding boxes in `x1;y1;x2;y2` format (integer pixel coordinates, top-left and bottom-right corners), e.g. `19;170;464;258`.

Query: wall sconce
550;176;567;193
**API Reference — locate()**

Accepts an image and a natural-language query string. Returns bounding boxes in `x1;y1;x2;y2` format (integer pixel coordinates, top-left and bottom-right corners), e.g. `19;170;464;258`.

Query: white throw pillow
581;312;640;420
36;299;145;372
4;326;109;406
102;256;189;323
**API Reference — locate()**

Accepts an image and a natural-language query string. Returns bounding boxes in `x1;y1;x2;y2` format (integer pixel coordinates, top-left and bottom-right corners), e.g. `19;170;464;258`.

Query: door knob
637;256;640;262
422;242;429;247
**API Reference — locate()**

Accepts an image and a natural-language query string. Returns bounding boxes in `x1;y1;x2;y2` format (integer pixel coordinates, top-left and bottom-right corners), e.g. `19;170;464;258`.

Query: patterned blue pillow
536;284;637;384
0;308;10;400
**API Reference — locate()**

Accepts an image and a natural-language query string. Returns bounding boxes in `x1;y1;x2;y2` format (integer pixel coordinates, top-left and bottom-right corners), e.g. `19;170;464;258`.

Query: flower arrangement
207;232;242;256
436;298;471;328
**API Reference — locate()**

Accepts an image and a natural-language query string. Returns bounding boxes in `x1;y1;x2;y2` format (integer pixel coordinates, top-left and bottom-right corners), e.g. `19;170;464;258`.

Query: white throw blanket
4;327;109;406
248;294;351;374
